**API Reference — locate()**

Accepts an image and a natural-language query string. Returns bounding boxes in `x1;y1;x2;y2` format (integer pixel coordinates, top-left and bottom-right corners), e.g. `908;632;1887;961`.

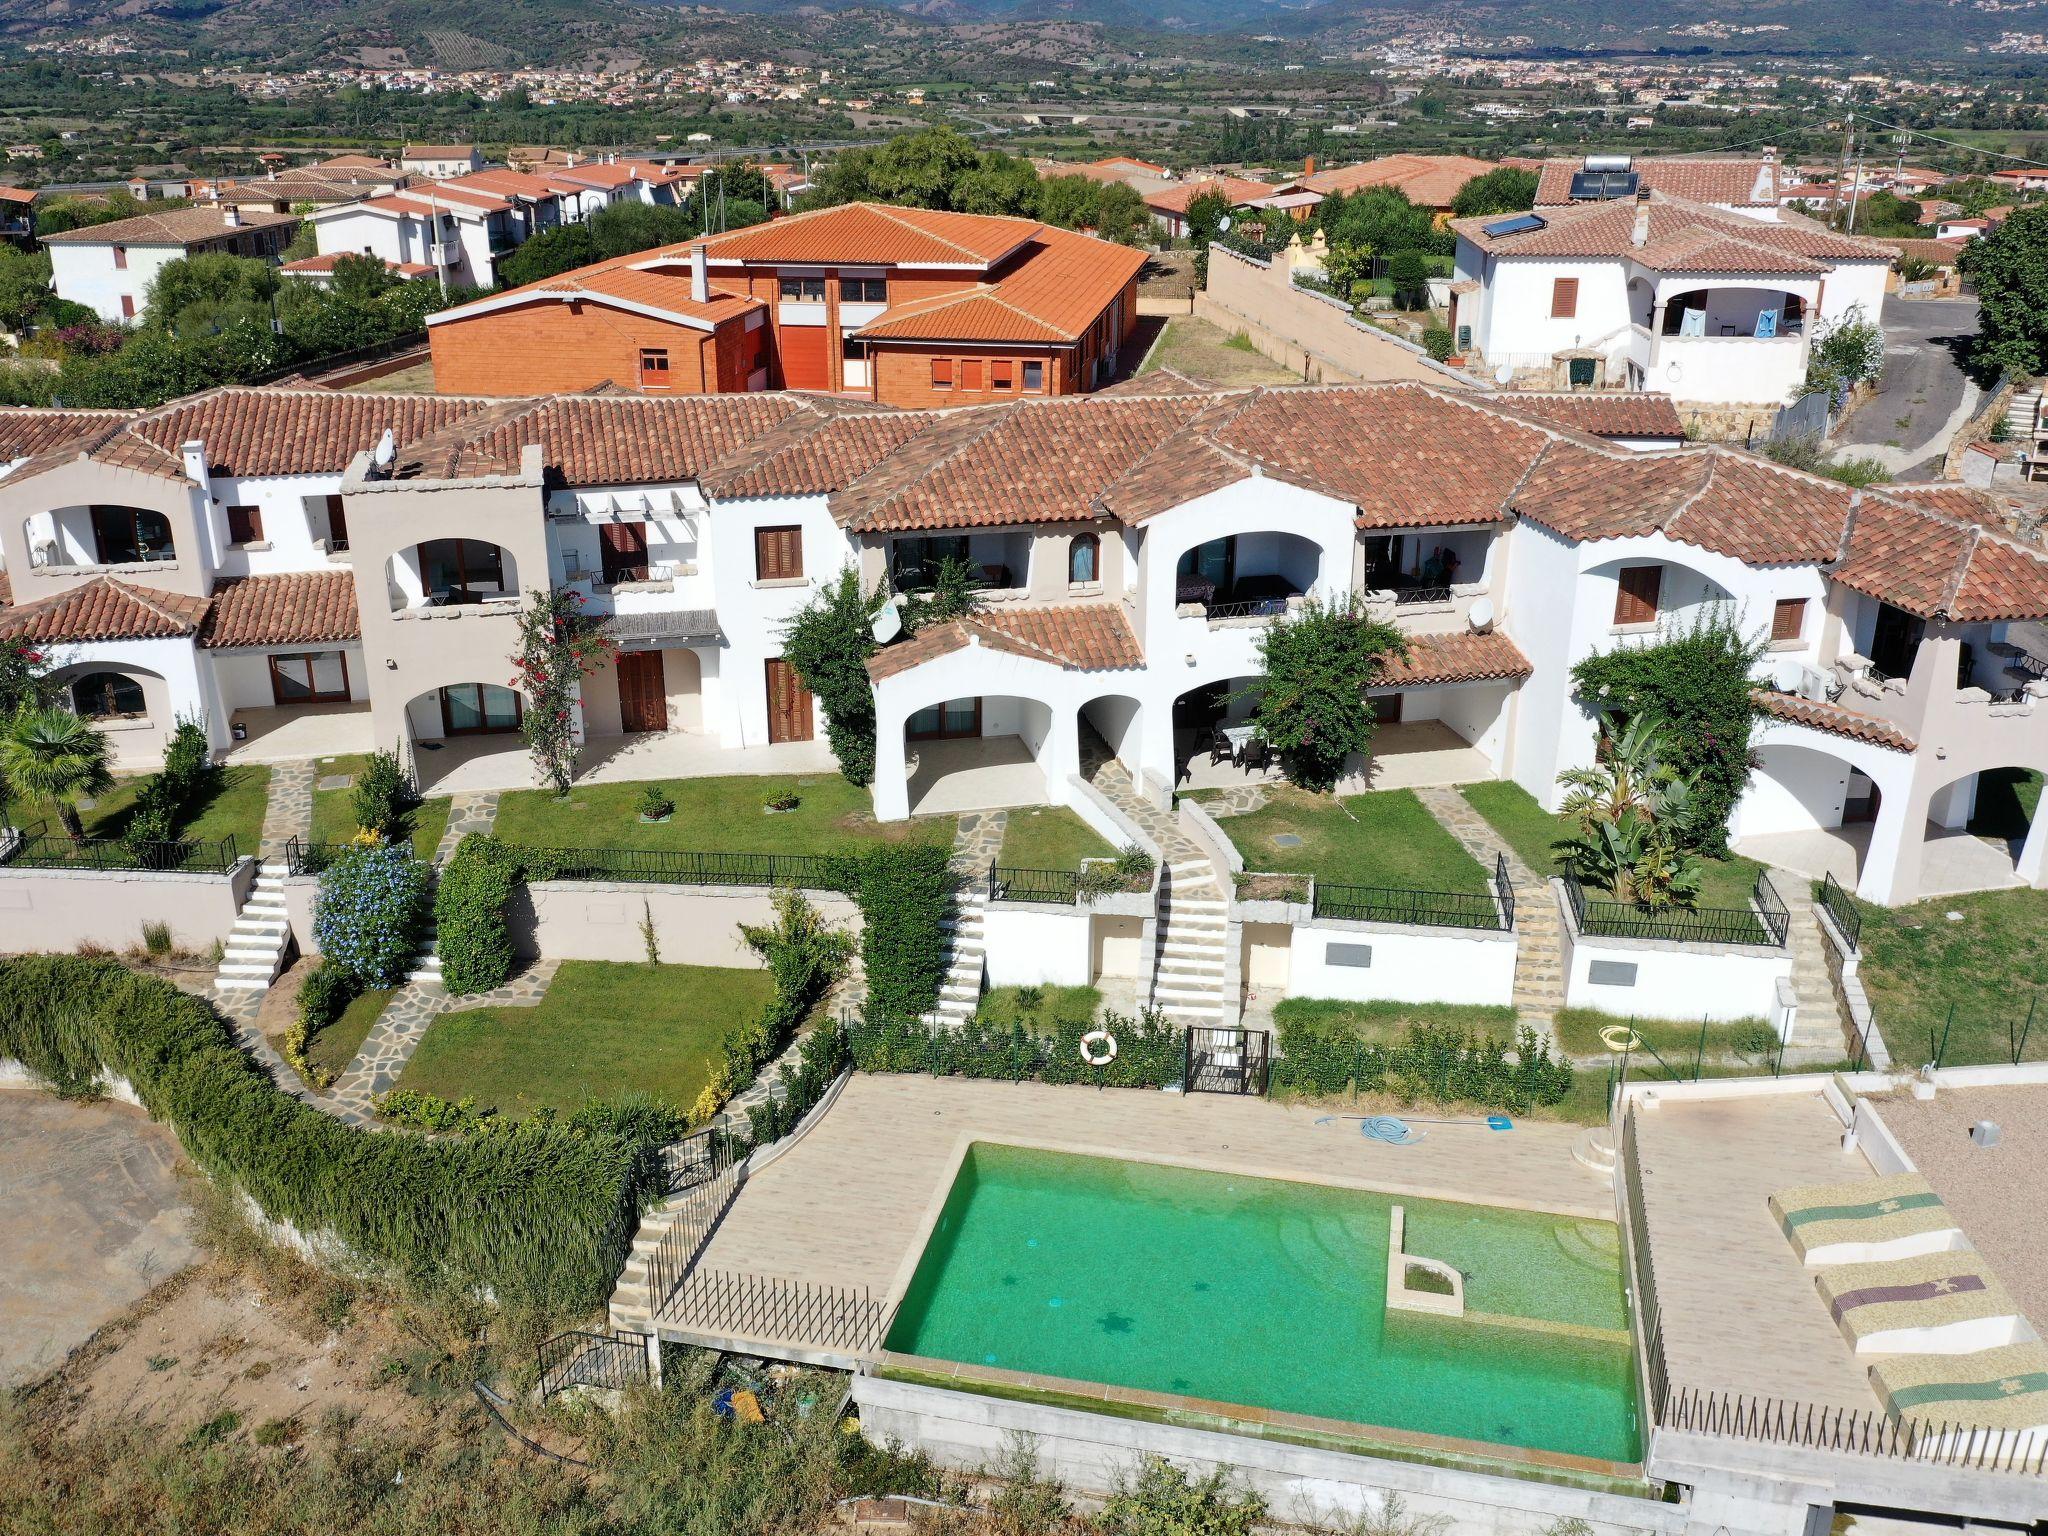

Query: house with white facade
306;176;537;291
1;379;2045;927
400;144;482;180
1449;187;1893;409
43;206;300;324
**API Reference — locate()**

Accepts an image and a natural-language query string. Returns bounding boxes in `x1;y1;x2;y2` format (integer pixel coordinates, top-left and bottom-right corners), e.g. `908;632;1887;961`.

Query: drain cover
1271;833;1303;848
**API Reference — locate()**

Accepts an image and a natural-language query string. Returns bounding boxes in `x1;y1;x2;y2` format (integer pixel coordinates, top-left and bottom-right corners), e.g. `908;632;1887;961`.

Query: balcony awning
607;608;721;647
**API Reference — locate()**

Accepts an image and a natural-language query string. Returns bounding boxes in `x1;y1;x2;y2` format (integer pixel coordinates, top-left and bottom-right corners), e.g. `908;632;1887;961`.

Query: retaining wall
1559;882;1791;1023
0;858;256;956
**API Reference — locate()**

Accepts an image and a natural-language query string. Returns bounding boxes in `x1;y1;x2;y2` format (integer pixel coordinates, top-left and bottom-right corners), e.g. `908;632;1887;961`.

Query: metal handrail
1203;596;1294;622
502;844;861;893
1393;584;1454;606
987;863;1081;905
1564;867;1786;948
284;836;358;877
0;831;237;874
1312;876;1508;931
1817;871;1861;952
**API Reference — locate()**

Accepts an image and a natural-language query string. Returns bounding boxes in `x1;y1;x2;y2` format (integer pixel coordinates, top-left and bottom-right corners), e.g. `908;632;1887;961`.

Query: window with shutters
931;358;954;390
1771;597;1807;643
112;246;127;271
990;359;1015;391
959;358;985;391
638;348;670;388
1613;564;1662;626
226;505;264;546
755;524;803;582
1551;277;1579;319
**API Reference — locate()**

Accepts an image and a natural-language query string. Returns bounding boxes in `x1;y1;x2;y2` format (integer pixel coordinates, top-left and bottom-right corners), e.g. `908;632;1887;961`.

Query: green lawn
1853;886;2048;1067
997;806;1116;871
394;960;775;1117
492;775;954;858
977;983;1102;1033
1460;781;1767;913
1551;1008;1775;1062
307;753;452;860
17;764;270;854
1271;996;1518;1047
305;986;395;1083
1191;786;1491;893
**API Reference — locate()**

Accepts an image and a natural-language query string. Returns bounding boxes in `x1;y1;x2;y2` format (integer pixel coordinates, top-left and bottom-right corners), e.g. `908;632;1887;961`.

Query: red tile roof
852;225;1145;344
1144;176;1281;216
1487;392;1686;438
199;571;359;649
0;406;134;462
281;253;436;278
132;389;493;479
1379;630;1533;688
1535;156;1782;208
1757;691;1916;753
1300;153;1498;208
40;206;298;246
698;404;933;500
432;252;764;330
866;603;1142;681
1453;191;1892;273
0;577;208;643
700;202;1040;268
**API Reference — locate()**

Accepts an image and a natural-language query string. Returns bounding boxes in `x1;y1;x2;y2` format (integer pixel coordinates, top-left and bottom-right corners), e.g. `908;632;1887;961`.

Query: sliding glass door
440;683;522;735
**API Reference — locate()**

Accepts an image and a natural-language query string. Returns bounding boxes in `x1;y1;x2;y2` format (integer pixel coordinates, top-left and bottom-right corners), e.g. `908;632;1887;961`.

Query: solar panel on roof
1568;169;1640;201
1481;213;1547;238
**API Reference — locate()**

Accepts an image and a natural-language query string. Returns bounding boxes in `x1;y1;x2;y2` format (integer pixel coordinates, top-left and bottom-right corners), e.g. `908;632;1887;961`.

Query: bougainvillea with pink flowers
509;588;615;793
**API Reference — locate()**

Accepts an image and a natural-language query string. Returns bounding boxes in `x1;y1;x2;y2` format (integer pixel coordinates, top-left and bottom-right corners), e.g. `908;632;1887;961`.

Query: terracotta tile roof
1452;191;1891;272
866;603;1142;681
127;388;494;479
1378;630;1532;687
391;392;812;487
0;406;134;463
700;202;1040;268
1830;495;1975;617
1535;156;1781;208
1145;177;1280;217
697;404;930;500
40;206;298;246
403;144;476;159
1486;392;1686;438
1875;237;1969;267
1300;153;1498;208
438;254;764;329
1883;483;2001;522
1757;691;1916;753
0;576;208;643
852;225;1145;345
1093;368;1229;400
281;253;436;278
199;571;359;649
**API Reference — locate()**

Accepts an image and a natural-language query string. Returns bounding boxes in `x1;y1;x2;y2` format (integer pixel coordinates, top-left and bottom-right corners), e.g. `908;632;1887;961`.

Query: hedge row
849;1009;1185;1090
0;956;663;1311
857;843;954;1022
1269;1015;1574;1111
433;834;519;995
741;1017;849;1147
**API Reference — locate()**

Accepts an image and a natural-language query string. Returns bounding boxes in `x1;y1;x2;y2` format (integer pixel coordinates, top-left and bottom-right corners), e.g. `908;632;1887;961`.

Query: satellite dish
1217;215;1232;231
1493;362;1514;387
871;596;904;645
1466;596;1495;633
372;427;396;468
1771;657;1805;694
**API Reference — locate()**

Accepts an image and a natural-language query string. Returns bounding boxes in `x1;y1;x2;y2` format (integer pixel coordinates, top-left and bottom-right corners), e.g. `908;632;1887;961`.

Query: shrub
288;959;364;1088
743;1016;849;1146
0;956;664;1310
433;834;518;995
1099;1456;1266;1536
1731;1020;1781;1057
1268;1014;1572;1111
140;920;173;958
121;796;179;863
856;842;954;1020
848;1008;1184;1090
636;782;674;821
1244;597;1408;792
712;888;856;1121
1422;324;1454;361
764;788;799;812
351;749;415;839
780;568;881;786
313;843;429;986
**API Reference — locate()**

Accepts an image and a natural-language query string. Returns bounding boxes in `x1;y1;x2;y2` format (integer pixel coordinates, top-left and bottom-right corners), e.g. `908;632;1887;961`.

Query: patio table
1221;723;1259;764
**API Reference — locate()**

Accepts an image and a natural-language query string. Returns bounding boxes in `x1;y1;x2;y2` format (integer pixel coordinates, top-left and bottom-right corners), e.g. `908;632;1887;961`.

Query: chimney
179;439;209;487
1632;187;1650;249
1304;154;1316;176
223;203;241;228
690;241;708;305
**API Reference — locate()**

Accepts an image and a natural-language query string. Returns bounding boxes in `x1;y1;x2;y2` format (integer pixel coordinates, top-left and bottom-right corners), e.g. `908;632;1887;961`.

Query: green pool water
885;1144;1641;1464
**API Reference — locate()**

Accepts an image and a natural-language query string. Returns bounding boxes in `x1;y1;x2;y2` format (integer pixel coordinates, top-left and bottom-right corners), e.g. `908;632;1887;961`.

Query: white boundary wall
1288;916;1519;1008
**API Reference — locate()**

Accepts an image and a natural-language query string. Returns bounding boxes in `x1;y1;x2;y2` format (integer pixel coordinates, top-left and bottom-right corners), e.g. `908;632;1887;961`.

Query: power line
1837;109;2048;172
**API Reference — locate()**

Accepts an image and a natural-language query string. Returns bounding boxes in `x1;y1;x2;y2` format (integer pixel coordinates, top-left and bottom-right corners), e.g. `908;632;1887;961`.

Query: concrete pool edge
859;1363;1658;1503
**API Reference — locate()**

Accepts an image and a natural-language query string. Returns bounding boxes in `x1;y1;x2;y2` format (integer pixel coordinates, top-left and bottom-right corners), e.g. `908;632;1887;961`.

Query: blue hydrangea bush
314;843;430;985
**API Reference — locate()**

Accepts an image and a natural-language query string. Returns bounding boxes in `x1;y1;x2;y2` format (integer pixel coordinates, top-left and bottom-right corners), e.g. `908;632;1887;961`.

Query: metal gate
1183;1026;1270;1095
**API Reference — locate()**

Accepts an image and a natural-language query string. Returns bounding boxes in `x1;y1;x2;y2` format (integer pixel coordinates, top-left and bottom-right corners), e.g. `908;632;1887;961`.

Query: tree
1320;185;1447;259
1386;249;1430;309
0;705;113;839
496;223;599;288
780;568;880;786
1243;597;1407;792
951;153;1039;217
0;247;49;335
1450;167;1538;218
1035;173;1101;231
588;199;698;259
1323;238;1373;301
1556;715;1708;910
1962;204;2048;378
0;635;55;719
326;251;399;306
1803;302;1887;395
509;588;615;793
144;252;279;338
867;126;983;210
1093;181;1149;246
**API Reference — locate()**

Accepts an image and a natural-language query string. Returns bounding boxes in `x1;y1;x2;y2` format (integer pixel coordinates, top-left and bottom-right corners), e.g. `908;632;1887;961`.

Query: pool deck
655;1073;1610;1360
1627;1089;1883;1413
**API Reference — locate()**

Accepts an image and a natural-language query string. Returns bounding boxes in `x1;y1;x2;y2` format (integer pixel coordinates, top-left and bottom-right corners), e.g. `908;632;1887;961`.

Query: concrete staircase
1773;871;1850;1062
920;887;986;1027
406;920;445;987
1150;859;1231;1026
1571;1125;1617;1186
213;860;292;993
2007;384;2042;443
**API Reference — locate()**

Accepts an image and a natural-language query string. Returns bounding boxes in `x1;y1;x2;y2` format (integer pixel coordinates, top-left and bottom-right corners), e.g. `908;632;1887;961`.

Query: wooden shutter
1614;565;1662;626
1771;597;1806;643
1551;277;1579;319
930;357;955;390
990;359;1014;391
227;505;264;545
324;494;349;550
755;525;802;582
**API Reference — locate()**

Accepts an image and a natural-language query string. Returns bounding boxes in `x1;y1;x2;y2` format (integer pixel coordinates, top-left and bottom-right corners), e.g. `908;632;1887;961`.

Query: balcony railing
1393;584;1453;607
1817;871;1860;952
1311;853;1514;933
3;825;239;875
987;864;1081;905
1564;867;1787;948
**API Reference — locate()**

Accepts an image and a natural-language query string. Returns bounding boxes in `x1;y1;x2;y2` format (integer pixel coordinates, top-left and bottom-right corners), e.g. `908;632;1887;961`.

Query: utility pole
1831;111;1854;229
1847;131;1867;234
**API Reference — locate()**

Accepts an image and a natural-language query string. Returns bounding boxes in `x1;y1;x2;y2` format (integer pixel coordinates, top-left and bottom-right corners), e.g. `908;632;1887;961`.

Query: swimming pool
884;1144;1640;1465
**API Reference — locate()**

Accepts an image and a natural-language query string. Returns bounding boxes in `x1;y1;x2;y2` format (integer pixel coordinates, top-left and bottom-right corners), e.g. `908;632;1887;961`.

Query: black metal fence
1184;1026;1271;1095
505;845;860;892
1660;1384;2048;1478
1;824;239;875
666;1268;891;1356
1565;867;1787;947
647;1134;743;1319
1917;996;2043;1068
283;836;357;876
1817;871;1861;952
1392;584;1453;606
987;864;1081;905
1312;853;1514;932
536;1329;651;1399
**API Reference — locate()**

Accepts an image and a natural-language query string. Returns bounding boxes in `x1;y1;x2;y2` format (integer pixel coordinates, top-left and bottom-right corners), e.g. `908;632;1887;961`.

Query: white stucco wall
1565;927;1791;1023
1286;920;1518;1007
207;473;348;576
982;902;1093;987
48;240;190;324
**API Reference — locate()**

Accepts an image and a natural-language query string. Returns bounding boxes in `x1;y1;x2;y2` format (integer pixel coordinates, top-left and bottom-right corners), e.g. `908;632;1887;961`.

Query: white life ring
1079;1030;1118;1067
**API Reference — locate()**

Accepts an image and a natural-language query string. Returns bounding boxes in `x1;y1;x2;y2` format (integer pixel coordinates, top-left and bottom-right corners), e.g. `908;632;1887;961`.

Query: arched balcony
385;537;520;612
24;505;178;570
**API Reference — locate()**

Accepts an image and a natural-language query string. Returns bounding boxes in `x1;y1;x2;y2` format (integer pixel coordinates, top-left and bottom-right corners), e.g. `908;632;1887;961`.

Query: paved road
1834;296;1982;480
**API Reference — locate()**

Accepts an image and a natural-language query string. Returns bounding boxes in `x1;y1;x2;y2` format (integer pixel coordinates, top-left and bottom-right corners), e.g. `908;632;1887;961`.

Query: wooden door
616;650;668;734
600;521;649;584
324;494;349;551
779;324;830;391
1371;693;1404;725
764;658;813;743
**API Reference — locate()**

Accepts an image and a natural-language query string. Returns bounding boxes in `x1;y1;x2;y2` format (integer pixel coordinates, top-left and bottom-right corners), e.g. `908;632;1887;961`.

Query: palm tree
0;706;113;840
1556;713;1708;909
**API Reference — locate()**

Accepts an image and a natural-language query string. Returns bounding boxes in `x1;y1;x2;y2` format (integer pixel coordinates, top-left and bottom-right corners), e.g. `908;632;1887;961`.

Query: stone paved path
432;791;499;865
257;759;315;860
324;958;560;1123
1199;784;1271;818
1414;784;1564;1039
1765;866;1856;1065
951;808;1006;876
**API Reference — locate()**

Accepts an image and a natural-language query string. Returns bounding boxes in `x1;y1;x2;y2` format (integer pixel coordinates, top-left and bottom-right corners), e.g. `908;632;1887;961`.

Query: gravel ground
1875;1084;2048;1332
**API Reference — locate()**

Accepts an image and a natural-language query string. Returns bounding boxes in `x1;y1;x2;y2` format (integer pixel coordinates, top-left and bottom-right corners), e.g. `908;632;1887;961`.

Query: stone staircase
1150;858;1231;1026
1772;870;1852;1063
406;920;445;988
2006;384;2042;443
1413;785;1565;1037
213;860;292;993
921;887;987;1027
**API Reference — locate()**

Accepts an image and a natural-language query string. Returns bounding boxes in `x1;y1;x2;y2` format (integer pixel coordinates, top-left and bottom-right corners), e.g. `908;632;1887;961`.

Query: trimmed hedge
743;1017;849;1146
1269;1013;1573;1111
849;1008;1184;1090
0;956;663;1311
434;834;518;995
858;842;954;1021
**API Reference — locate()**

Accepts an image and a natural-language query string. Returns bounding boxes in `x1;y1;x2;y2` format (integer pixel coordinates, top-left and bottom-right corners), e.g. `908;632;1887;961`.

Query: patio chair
1209;729;1234;766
